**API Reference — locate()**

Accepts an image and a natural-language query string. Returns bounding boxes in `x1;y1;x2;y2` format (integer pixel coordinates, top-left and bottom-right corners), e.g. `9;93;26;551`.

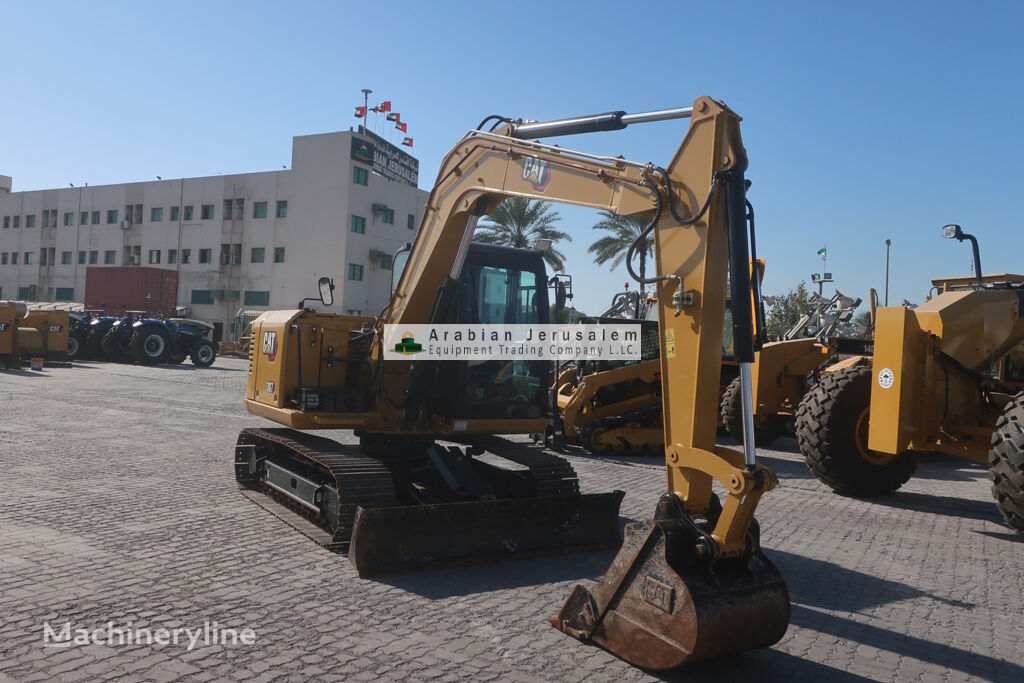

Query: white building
0;129;428;340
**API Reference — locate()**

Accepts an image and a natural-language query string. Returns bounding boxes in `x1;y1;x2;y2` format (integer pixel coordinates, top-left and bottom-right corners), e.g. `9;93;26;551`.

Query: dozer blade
348;491;624;577
549;496;789;670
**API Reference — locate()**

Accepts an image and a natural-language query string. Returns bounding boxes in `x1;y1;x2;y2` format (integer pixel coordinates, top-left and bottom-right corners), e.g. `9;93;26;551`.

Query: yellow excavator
237;96;789;668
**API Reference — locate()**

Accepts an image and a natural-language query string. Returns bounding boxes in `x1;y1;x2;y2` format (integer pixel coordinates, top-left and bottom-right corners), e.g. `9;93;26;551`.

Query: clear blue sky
4;1;1022;315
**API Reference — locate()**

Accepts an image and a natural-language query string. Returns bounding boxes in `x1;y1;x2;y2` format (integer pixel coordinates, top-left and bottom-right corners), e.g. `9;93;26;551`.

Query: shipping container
85;267;178;316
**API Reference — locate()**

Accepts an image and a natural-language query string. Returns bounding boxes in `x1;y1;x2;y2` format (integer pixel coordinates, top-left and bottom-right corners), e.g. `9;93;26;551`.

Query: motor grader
237;96;789;668
795;225;1024;535
0;301;70;368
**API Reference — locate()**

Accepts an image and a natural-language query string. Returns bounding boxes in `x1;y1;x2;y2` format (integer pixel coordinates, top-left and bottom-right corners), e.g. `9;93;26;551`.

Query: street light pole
361;88;372;135
884;239;891;306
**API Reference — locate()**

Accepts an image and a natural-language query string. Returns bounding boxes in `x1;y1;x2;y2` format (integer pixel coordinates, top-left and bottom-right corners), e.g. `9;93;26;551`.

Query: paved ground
0;358;1022;682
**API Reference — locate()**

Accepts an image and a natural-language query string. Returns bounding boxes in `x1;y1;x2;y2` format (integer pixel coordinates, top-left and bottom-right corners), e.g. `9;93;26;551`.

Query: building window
91;210;100;225
181;249;191;264
64;212;74;226
170;206;180;222
253;201;267;219
40;250;48;266
168;249;178;264
107;210;118;224
12;215;20;228
408;214;416;230
149;250;161;264
382;208;394;225
10;252;18;264
104;250;116;265
244;290;270;306
184;205;194;221
199;249;212;264
351;215;365;234
151;207;163;222
201;204;214;220
251;247;265;263
1;253;7;265
276;200;288;218
223;199;232;218
81;211;89;225
191;290;214;305
273;247;285;263
56;287;74;301
25;214;35;228
25;252;35;265
2;216;7;229
348;263;363;281
224;199;244;220
78;251;86;265
61;251;72;265
353;166;368;186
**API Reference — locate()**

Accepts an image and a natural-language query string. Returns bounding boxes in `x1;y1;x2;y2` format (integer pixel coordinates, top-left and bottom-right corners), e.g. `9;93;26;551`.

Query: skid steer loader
795;225;1024;535
237;96;789;668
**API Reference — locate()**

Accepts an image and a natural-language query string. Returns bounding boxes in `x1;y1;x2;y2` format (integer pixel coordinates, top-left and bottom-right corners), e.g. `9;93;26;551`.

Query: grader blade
549;497;789;669
348;491;624;577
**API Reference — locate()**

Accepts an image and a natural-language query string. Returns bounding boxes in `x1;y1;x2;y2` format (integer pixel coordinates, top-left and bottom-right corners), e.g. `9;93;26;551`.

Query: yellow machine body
0;305;70;366
868;276;1024;461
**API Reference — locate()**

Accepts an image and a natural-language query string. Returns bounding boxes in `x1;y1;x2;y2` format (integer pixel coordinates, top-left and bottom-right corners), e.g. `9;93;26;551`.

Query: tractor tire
988;392;1024;535
795;364;916;496
132;326;170;365
720;376;785;447
67;332;85;361
85;329;107;359
191;341;216;367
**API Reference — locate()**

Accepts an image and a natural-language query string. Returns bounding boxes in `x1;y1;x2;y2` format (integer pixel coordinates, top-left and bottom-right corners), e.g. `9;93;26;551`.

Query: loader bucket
549;495;789;670
348;491;624;577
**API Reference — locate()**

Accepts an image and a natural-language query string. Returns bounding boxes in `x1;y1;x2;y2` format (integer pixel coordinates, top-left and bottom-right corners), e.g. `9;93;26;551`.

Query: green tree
587;211;653;288
765;281;812;340
474;197;570;271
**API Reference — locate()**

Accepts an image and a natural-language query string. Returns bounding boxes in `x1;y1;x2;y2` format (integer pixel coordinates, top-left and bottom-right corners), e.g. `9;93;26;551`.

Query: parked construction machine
795;225;1024;535
0;302;70;367
236;96;788;668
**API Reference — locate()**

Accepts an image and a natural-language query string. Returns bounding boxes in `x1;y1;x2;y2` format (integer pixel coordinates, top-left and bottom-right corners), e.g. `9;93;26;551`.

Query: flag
354;106;366;117
402;137;413;147
817;246;827;261
386;112;400;122
379;101;391;112
395;122;407;132
371;106;381;113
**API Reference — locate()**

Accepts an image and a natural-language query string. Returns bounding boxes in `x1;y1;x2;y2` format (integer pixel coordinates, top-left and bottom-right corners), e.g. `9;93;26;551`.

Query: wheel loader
795;225;1024;535
237;96;789;669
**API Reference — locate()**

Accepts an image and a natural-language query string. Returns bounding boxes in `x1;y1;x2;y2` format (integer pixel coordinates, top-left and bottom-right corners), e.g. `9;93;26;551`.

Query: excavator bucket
349;491;625;577
549;495;789;669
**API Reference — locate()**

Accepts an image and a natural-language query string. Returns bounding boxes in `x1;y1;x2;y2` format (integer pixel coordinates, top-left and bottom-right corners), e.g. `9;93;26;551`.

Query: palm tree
474;197;571;271
587;211;654;289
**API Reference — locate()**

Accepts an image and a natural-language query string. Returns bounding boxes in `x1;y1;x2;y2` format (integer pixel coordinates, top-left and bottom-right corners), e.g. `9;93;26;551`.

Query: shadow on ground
865;490;1003;524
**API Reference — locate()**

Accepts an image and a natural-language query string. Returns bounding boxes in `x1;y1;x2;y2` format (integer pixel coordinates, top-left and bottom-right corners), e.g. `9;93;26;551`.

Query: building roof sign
353;127;419;188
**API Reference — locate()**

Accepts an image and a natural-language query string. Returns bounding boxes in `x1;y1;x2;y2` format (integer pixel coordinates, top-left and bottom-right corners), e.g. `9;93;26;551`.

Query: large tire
101;329;133;363
131;325;170;365
795;364;915;496
720;376;785;447
85;328;108;359
67;332;85;361
191;340;216;367
989;392;1024;535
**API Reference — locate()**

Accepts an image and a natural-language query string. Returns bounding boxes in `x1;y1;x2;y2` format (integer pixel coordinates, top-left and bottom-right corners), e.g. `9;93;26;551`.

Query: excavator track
235;427;402;550
581;405;663;454
236;428;624;576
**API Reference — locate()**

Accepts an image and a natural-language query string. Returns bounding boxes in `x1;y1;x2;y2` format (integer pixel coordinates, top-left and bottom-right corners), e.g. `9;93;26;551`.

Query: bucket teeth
550;505;789;670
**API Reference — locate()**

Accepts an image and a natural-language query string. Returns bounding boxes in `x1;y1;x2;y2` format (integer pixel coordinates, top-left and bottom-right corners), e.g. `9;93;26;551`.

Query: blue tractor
130;317;217;367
